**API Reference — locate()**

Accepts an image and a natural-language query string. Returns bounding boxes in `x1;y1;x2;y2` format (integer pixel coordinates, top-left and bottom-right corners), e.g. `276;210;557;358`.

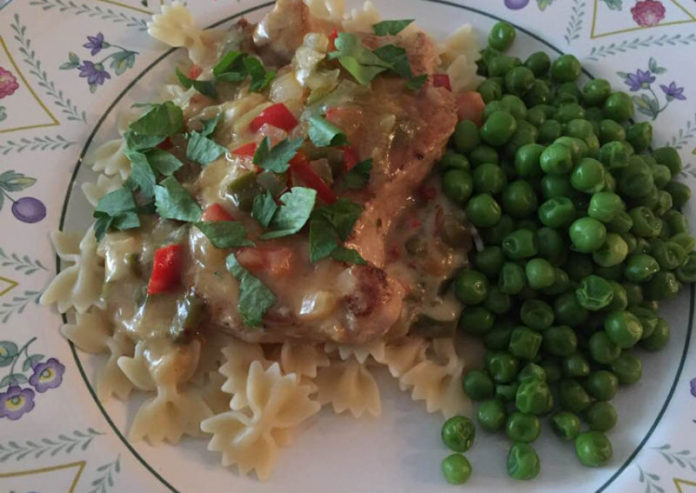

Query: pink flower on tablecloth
631;0;666;27
0;67;19;99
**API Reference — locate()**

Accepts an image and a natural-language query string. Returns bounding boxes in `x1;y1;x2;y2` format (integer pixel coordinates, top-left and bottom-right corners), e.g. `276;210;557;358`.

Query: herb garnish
372;19;414;36
260;187;317;239
226;253;277;327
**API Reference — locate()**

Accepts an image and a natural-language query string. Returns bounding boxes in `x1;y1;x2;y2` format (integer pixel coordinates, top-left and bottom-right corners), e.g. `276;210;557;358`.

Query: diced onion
299;291;337;320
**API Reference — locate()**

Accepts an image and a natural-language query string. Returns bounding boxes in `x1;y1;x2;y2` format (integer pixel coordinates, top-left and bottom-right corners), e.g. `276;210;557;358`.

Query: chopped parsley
307;115;348;147
226;253;277;327
186;114;228;165
175;67;217;99
128;101;184;137
146;148;183;176
331;246;367;264
154;176;202;222
373;44;413;79
195;221;253;248
315;198;363;240
93;187;141;240
308;198;365;264
253;137;304;173
213;50;275;92
309;216;338;262
340;158;373;190
328;33;391;85
372;19;414;36
406;73;428;91
252;191;278;228
260;187;317;239
124;149;157;198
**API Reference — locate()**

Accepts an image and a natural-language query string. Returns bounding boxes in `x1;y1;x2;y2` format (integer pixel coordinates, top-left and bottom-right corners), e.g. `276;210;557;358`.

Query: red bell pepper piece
237;246;294;277
147;244;183;294
328;29;339;51
188;64;203;80
156;137;173;150
289;152;337;204
433;74;452;91
341;146;359;170
249;103;298;133
232;142;258;157
201;203;235;222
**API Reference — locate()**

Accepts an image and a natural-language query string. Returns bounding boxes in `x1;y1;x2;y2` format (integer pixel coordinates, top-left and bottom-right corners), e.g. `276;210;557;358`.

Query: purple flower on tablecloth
0;66;19;99
660;82;686;101
691;378;696;397
78;61;110;86
624;69;655;91
631;0;666;26
29;358;65;392
0;385;35;420
83;33;106;56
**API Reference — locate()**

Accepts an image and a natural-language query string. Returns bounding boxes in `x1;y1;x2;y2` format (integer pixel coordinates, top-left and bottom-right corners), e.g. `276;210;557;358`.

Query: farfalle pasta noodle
314;359;381;417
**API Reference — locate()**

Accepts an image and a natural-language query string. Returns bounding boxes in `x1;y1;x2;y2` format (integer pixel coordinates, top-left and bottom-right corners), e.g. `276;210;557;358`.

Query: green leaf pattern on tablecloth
0;135;76;154
0;428;103;461
29;0;148;30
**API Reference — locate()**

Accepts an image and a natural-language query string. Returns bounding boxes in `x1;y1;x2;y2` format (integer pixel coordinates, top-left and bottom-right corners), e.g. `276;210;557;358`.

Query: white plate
1;0;695;491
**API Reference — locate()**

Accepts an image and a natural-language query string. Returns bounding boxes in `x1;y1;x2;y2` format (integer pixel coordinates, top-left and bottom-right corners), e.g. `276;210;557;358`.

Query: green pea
524;51;551;76
483;99;507;120
516;379;553;415
451;120;480;154
442;453;472;485
482;215;515;246
595;264;624;282
499;261;527;295
599;119;626;144
623;282;643;305
593;233;629;267
604;91;635;122
525;258;556;290
506;412;541;443
481;111;517;146
644;271;681;301
474;246;505;278
537;197;575;228
575;431;613;467
604;310;643;348
524;79;552;107
556;82;582;104
633;187;659;210
584;401;617;432
608;211;635;234
509;326;543;360
501;94;528;120
503;229;538;259
575;275;614;311
625;254;660;282
543;267;572;295
589;331;621;364
558;379;592;413
565;252;594;281
555;103;586;123
514;143;545;177
566;119;596;140
641;316;670;351
478;78;503;103
441;416;476;452
485;287;512;315
459;306;495;334
536;227;566;264
454;270;489;305
599;141;629;169
651;240;686;270
606;281;629;311
540;143;574;175
463;369;495;400
486;351;520;383
571;158;606;193
569;217;607;253
539;119;563;144
505;66;535;96
664;210;689;235
552;411;581;441
652;164;672;189
488;55;521;77
507;443;541;480
472;163;507;194
484;321;513;350
540;360;562;383
470;145;499;166
466;193;502;228
442;169;473;204
628;306;657;339
501;180;537;218
477;398;507;431
557;136;591;163
519;299;554;331
551;54;582;82
664;181;691;209
587;192;624;223
586;370;619;401
489;20;516;50
563;353;591;378
518;362;546;382
672;233;696;255
677;252;696;282
496;383;520;402
626;121;653;152
653;146;682;176
439;149;470;171
503;121;539;159
526;106;547;127
583;79;612;106
610;352;643;385
541;175;574;199
543;325;578;357
554;292;589;329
